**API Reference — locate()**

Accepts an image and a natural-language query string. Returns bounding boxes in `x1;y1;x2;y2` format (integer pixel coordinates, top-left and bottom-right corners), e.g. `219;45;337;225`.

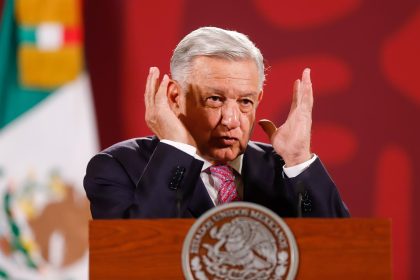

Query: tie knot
209;164;235;182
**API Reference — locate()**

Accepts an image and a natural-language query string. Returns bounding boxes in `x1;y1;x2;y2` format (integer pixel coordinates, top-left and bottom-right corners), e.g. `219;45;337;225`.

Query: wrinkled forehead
183;57;261;99
188;56;260;81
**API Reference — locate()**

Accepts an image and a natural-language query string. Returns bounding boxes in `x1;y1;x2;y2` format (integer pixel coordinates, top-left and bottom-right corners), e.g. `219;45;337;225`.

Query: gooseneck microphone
295;181;306;218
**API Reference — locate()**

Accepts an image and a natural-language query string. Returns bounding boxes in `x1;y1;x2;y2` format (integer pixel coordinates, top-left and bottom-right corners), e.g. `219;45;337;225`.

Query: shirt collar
196;154;243;175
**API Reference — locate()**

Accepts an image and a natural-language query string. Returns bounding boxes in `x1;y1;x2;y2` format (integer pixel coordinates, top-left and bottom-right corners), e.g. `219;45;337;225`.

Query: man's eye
240;99;253;106
206;96;224;105
205;96;224;107
208;96;222;102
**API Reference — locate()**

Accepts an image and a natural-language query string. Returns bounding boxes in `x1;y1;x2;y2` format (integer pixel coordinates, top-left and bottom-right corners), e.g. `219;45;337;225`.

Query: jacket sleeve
83;152;136;219
283;157;350;217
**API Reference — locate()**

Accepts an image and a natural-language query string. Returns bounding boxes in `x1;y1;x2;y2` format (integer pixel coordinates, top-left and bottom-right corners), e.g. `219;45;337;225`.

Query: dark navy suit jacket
84;136;349;219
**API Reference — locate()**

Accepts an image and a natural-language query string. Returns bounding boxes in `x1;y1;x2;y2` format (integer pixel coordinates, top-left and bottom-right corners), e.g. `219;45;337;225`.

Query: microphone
176;188;182;218
169;165;186;218
295;181;306;218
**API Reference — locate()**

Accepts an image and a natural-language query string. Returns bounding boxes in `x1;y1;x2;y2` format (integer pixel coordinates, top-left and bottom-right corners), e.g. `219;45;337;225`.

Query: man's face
177;56;263;164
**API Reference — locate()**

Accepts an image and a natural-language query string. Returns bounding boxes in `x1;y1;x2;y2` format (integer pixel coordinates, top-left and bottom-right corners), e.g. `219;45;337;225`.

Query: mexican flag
0;0;98;279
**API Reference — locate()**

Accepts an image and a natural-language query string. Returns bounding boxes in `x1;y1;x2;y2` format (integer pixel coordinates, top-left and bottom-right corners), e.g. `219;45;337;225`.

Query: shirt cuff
160;139;197;157
283;154;318;178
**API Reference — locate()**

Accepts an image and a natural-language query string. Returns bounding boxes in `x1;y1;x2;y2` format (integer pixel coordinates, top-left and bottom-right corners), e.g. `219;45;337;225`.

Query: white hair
170;26;265;90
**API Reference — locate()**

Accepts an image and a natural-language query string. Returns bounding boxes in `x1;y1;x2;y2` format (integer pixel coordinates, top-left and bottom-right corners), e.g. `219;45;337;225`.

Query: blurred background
1;0;419;279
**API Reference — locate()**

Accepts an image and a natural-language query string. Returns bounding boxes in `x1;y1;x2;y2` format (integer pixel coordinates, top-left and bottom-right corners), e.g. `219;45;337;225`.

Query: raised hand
259;68;313;167
144;67;195;145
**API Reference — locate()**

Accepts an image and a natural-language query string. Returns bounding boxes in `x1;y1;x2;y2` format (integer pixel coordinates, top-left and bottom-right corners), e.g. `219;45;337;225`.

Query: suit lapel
242;142;277;203
187;178;214;218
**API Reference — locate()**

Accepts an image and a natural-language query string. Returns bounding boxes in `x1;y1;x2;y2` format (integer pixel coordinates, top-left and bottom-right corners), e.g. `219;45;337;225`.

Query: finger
145;67;159;106
295;68;309;105
301;68;311;84
301;87;314;112
145;67;154;107
300;68;313;111
151;67;161;103
288;79;300;118
155;74;170;104
258;119;277;139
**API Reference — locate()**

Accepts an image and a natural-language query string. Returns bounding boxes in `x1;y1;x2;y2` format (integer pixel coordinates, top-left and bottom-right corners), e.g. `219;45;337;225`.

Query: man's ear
257;90;263;104
258;90;263;102
167;80;183;116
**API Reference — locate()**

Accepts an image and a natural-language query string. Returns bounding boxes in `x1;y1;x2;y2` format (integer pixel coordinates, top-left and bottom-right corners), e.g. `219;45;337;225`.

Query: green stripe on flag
0;0;52;130
17;26;36;45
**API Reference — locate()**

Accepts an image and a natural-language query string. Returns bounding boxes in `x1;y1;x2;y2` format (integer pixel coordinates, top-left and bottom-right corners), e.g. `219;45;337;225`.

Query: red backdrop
84;1;420;279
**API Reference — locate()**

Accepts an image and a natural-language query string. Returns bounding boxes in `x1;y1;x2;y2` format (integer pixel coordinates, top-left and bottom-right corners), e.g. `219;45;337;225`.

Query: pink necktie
209;165;240;205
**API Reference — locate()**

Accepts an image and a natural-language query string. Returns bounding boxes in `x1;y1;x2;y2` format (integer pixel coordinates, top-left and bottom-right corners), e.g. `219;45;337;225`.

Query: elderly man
84;27;349;219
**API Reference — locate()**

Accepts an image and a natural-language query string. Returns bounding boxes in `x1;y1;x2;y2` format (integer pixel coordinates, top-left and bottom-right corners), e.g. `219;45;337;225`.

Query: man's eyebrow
204;87;224;94
240;92;260;98
204;86;259;97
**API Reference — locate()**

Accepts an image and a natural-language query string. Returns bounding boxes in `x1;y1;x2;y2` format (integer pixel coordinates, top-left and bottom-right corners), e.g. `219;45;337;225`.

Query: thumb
258;119;277;140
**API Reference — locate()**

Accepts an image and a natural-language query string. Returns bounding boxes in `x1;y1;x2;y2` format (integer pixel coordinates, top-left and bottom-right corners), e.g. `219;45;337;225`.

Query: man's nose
221;102;240;129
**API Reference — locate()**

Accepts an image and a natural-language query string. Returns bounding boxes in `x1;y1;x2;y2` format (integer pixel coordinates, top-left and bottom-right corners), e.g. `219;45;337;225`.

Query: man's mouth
218;136;239;146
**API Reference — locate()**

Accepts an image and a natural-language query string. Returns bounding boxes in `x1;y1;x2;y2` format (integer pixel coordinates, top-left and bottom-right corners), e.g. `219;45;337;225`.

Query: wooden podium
89;219;391;279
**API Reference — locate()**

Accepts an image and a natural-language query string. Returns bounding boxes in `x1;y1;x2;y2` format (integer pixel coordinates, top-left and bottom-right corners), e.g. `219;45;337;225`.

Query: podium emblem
182;202;299;280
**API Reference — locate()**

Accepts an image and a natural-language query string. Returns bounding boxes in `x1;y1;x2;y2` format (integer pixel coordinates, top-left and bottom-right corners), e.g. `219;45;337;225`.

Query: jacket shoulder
93;136;159;183
247;140;274;152
102;136;158;156
247;141;282;157
245;140;285;166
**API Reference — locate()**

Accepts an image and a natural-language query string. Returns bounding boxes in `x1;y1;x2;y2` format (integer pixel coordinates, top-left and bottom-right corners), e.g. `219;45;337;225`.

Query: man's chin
205;148;243;164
